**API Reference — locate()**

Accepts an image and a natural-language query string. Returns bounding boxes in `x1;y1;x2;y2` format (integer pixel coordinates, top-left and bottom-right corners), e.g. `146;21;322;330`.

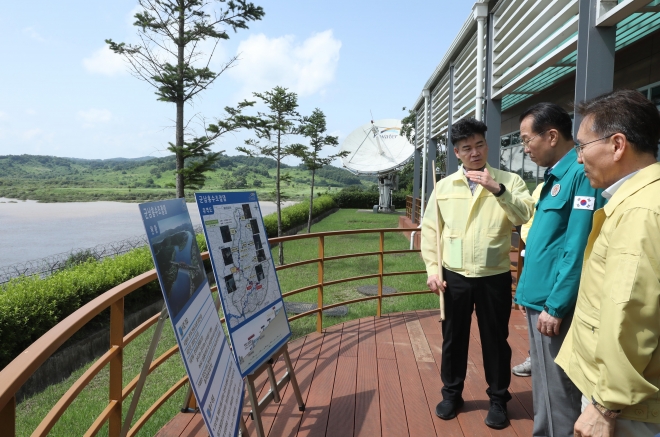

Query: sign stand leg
120;305;169;437
282;347;305;412
239;416;250;437
245;343;306;437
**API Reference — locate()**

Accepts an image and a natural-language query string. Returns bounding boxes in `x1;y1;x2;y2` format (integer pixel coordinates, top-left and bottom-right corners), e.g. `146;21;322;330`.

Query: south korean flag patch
574;196;595;210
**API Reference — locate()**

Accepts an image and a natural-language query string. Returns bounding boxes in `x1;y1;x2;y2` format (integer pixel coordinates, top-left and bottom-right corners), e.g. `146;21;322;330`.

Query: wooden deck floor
157;309;533;437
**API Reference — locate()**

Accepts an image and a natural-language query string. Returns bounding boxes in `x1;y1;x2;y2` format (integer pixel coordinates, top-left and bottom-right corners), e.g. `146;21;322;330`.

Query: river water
0;198;296;268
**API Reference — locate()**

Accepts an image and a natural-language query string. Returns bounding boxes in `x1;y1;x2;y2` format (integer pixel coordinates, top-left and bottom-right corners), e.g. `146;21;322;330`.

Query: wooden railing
0;227;426;437
405;196;422;225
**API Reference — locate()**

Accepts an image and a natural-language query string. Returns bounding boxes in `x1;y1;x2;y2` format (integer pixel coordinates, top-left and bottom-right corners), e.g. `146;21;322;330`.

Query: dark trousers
441;268;513;403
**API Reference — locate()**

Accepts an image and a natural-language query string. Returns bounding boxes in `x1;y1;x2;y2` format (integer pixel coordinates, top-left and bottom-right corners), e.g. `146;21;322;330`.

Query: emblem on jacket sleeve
551;184;561;197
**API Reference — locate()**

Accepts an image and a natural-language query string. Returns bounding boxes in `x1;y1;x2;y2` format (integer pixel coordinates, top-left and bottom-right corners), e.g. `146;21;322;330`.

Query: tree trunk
307;169;315;234
276;130;284;265
175;1;185;199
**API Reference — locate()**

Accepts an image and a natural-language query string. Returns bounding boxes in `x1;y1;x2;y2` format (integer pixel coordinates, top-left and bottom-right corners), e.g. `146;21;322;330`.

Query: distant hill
0;154;373;202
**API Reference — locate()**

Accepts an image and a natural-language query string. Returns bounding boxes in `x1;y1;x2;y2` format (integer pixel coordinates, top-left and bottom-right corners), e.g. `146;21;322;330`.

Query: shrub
0;248;157;369
262;195;336;237
330;188;407;209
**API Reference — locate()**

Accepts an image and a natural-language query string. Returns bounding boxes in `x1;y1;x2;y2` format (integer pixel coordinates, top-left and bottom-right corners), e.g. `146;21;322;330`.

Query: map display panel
196;192;291;376
140;198;244;437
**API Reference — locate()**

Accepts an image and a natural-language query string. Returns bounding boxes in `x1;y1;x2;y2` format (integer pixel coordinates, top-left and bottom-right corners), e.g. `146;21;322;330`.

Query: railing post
317;236;324;333
377;231;384;317
0;396;16;437
109;297;124;436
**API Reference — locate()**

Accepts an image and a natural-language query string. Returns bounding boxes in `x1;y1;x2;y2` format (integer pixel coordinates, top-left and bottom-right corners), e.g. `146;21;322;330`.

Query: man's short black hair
575;89;660;157
450;117;487;146
519;102;573;141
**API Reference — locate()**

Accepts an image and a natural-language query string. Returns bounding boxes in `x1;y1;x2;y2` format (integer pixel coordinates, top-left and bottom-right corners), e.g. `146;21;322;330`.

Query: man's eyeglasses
518;131;546;148
574;133;616;156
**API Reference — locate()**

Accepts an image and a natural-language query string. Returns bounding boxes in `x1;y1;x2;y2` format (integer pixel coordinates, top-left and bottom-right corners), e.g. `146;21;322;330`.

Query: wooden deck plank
154;410;198;437
392;313;442;437
354;317;381;437
374;316;395;360
159;310;535;437
326;356;357;437
377;354;409;437
268;332;326;437
296;328;343;437
338;318;360;357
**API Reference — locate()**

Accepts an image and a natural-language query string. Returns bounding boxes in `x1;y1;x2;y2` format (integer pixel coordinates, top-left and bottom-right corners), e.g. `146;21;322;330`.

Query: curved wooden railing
0;227;428;437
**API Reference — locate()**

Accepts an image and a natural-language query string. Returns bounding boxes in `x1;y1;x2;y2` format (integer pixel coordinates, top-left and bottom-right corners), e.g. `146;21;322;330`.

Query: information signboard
140;198;243;437
196;192;291;377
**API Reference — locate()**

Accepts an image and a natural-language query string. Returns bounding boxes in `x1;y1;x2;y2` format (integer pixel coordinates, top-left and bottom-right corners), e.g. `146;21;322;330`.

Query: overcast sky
0;0;473;164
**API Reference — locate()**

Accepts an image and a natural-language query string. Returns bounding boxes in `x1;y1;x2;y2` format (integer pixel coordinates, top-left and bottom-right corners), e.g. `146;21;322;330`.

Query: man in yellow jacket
556;89;660;437
421;117;534;429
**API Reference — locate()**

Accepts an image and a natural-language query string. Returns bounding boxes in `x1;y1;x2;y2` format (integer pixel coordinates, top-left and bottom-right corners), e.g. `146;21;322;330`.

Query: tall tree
237;86;299;265
106;0;264;197
290;109;348;233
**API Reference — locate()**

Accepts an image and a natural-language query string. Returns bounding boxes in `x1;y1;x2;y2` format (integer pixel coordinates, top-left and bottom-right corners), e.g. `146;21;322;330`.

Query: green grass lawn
15;209;435;436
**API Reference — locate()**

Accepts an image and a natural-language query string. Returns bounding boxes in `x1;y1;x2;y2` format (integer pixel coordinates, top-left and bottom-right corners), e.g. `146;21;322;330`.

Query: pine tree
106;0;264;197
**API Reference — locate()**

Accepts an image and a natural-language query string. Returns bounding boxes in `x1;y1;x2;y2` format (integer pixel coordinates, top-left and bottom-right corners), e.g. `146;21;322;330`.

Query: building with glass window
408;0;660;221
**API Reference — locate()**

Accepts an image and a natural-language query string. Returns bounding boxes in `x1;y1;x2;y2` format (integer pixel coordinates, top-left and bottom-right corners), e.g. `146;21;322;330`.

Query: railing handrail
0;269;158;412
0;226;428;436
267;227;419;243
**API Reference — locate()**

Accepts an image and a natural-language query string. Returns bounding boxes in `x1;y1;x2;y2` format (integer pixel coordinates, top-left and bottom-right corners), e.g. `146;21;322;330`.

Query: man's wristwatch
591;397;621;419
494;183;506;197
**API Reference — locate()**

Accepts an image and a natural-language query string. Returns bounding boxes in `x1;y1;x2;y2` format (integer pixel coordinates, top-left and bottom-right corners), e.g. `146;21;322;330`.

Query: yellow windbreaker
556;162;660;422
520;182;543;243
421;163;535;278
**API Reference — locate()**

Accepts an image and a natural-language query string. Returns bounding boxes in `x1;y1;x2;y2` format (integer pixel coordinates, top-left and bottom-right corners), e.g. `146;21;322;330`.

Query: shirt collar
602;171;640;200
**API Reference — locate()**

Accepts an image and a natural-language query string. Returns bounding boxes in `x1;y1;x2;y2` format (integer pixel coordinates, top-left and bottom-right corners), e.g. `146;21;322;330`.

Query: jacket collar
547;148;577;181
603;162;660;217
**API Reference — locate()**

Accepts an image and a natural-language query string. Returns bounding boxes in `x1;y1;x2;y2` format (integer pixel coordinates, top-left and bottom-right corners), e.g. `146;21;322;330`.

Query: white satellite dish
340;118;414;213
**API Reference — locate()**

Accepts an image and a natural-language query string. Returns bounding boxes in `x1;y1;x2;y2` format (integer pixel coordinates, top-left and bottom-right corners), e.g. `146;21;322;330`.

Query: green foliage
0;154;374;202
262;195;336;237
330;187;407;209
106;0;265;198
0;248;156;369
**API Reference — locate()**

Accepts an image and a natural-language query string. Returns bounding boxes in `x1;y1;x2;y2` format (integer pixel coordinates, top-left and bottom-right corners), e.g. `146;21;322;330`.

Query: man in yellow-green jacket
421;117;535;429
556;89;660;437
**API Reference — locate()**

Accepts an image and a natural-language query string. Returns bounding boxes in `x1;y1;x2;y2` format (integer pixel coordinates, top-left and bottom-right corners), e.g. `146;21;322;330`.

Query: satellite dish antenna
340;118;414;213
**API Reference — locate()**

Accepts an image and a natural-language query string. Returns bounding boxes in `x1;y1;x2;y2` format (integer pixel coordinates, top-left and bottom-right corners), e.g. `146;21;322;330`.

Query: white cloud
229;30;341;97
25;109;37;116
0;112;7;120
23;27;46;43
82;46;127;76
77;109;113;124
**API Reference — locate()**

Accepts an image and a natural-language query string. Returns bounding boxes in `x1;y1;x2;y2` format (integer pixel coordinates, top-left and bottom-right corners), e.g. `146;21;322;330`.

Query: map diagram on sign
196;192;291;376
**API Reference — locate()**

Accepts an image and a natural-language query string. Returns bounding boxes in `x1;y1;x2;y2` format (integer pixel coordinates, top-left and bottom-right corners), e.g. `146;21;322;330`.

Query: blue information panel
196;192;291;377
139;198;244;437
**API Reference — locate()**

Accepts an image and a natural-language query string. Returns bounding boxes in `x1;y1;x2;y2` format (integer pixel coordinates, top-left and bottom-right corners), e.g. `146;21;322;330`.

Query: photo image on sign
150;213;205;318
253;234;262;251
255;264;265;282
221;247;234;266
256;249;267;262
250;219;259;235
242;204;252;219
220;225;232;243
225;274;237;294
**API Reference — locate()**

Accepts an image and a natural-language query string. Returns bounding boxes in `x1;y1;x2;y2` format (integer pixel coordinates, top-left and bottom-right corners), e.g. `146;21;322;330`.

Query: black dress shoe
435;398;464;420
485;400;509;429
